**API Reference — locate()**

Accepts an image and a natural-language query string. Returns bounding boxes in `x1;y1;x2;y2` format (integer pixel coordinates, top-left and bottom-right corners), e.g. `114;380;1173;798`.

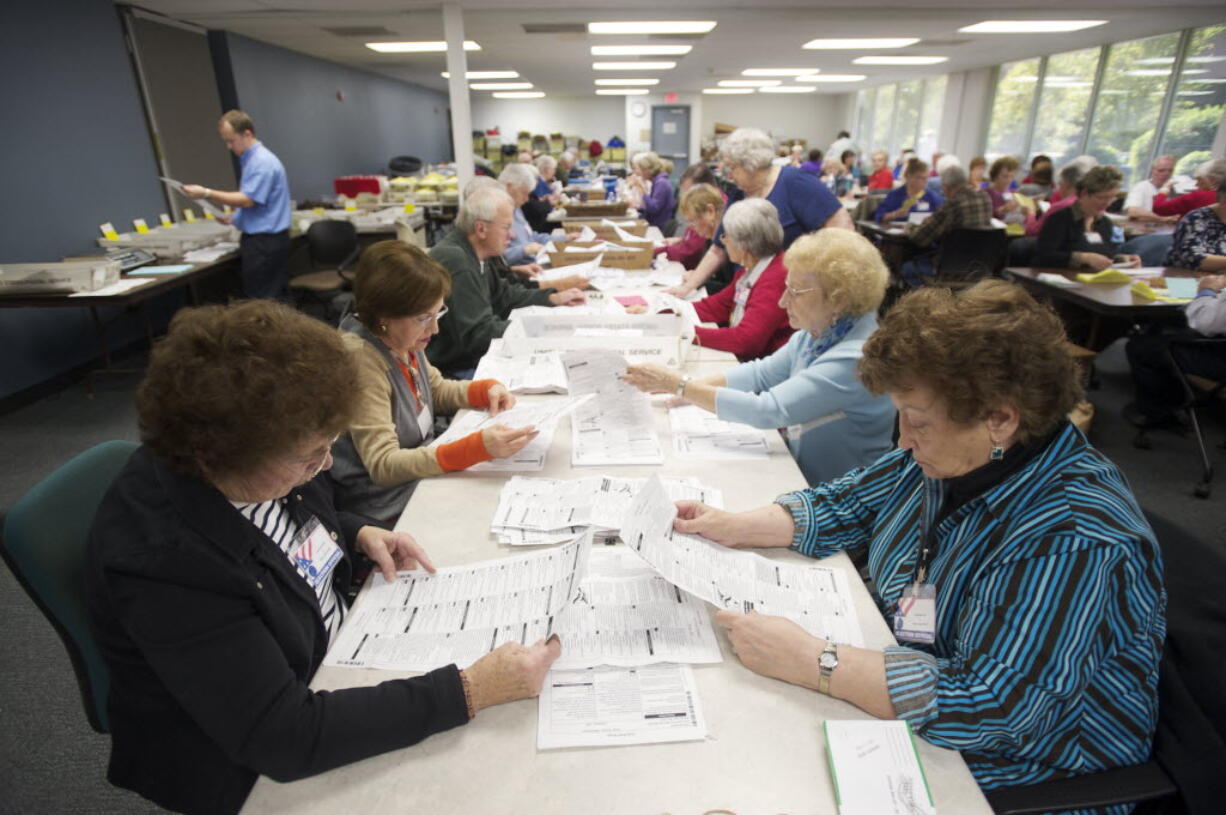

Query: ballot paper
473;350;568;394
160;176;224;217
620;476;864;646
68;277;153;297
324;533;591;671
561;350;665;466
644;292;701;326
562;348;635;395
669;404;770;460
1036;272;1079;288
432;393;595;471
600;218;637;228
538;663;708;750
538;255;605;283
182;241;239;263
612;224;652;243
824;720;935;815
551;546;722;669
576;225;597;242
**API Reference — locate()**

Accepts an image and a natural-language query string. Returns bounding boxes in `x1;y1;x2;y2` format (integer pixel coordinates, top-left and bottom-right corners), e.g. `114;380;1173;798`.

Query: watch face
819;652;839;670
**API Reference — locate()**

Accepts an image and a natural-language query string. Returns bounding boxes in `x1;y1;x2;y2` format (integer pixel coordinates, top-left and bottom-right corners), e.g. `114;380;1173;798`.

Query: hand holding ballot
714;610;821;689
548;288;588;307
354;526;437;583
482;424;539;459
464;636;563;714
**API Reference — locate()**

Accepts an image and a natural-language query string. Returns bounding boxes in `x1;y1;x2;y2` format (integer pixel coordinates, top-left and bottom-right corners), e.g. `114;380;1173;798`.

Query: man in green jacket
427;186;586;376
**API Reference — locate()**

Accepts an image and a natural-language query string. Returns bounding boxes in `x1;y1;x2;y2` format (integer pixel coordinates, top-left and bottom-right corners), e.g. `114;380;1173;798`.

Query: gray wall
224;33;452;200
0;0;168;398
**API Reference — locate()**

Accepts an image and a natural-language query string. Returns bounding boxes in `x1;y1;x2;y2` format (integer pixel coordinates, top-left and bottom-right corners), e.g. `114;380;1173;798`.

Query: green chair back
1;440;138;733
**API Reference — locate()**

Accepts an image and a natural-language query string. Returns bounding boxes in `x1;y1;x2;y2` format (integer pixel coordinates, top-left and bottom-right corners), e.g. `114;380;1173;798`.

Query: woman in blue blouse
672;280;1164;798
874;157;941;223
668;127;854;298
622;228;894;486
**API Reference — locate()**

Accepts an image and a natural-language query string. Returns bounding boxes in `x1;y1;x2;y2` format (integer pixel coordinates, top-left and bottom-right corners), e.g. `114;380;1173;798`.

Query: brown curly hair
353;240;452;335
859;280;1082;442
137;300;359;480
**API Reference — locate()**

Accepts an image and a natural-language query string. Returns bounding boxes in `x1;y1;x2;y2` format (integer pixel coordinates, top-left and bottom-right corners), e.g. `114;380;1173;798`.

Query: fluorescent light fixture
593;61;676;70
1187;78;1226;84
492;91;545;99
958;20;1106;34
596;88;650;95
742;68;822;76
703;88;753;95
1125;68;1209;77
718;79;781;87
1178;90;1214;95
588;21;716;35
441;70;518;79
795;74;867;82
367;41;479;53
759;86;817;93
1043;80;1093;88
594;78;660;85
803;38;918;49
470;82;533;90
591;44;692;56
1132;57;1225;65
853;56;948;65
1008;75;1041;82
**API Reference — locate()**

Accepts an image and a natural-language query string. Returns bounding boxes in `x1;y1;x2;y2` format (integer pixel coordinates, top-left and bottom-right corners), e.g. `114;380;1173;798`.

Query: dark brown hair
219;109;255;135
138;300;359;480
989;155;1020;181
904;157;929;177
352;240;452;334
859;280;1082;442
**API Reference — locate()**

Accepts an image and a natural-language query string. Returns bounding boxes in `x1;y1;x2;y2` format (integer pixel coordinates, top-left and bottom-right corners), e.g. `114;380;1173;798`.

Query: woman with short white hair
498;163;555;266
669;127;852;298
684;198;793;361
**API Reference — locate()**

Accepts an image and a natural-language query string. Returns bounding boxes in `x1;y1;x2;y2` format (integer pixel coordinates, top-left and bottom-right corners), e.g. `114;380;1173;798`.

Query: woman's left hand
620;363;679;393
355;526;437;582
487;383;515;416
715;610;821;689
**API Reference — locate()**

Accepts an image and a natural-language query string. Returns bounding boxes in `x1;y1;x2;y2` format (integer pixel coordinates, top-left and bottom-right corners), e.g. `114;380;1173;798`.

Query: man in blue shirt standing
184;110;291;299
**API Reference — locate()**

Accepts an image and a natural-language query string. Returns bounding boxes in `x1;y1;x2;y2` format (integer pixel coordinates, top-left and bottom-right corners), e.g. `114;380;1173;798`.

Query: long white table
242;284;991;815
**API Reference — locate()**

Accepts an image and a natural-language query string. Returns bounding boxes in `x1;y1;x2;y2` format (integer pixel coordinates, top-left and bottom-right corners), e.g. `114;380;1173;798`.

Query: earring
989;440;1004;461
380;324;387;333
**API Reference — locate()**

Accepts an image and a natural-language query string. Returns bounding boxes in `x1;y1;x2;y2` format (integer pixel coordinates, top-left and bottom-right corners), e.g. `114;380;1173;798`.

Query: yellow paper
313;207;326;215
100;222;120;241
133;218;150;235
204;210;216;220
184;209;197;223
344;199;357;212
1076;268;1132;284
403;202;416;214
159;213;174;228
1014;192;1035;212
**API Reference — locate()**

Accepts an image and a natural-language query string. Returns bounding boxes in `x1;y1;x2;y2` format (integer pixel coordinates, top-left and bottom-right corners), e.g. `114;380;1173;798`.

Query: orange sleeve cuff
436;430;491;472
467;379;498;408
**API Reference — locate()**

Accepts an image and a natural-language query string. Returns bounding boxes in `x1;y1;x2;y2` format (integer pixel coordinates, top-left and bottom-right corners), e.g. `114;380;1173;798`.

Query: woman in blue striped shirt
673;280;1165;801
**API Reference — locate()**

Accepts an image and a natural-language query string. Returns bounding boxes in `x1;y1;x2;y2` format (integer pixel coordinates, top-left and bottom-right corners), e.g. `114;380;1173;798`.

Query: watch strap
817;642;838;695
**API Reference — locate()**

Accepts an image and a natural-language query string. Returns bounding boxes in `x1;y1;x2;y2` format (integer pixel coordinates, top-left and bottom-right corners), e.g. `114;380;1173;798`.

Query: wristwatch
817;642;839;695
675;374;692;397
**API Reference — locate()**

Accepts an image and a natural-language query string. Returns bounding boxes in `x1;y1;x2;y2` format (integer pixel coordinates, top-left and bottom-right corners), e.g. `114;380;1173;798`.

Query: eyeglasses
478;219;513;232
783;283;819;298
413;305;449;325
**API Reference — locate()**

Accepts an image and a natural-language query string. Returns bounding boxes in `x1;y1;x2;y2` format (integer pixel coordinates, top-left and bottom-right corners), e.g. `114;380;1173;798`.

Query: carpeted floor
1;340;1222;814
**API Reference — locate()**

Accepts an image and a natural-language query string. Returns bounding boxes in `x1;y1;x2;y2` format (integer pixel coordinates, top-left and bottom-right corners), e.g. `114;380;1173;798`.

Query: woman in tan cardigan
329;241;536;525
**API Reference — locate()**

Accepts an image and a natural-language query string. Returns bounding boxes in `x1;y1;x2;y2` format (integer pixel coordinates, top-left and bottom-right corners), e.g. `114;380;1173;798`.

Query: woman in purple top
629;151;675;229
667;128;853;298
798;147;824;175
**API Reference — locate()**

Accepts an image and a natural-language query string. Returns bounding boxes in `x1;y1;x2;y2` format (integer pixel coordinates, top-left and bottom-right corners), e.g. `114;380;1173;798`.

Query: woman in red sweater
1153;159;1226;219
691;198;792;361
866;149;894;191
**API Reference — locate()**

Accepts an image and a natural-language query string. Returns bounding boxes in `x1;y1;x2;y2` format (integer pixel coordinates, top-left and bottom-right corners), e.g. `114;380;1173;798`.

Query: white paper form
159;176;224;217
324;533;591;671
473;349;568;394
538;255;604;283
620;476;865;647
538;663;707;750
824;720;936;815
560;349;666;467
432;393;595;472
669;404;770;460
68;277;153;297
552;546;722;670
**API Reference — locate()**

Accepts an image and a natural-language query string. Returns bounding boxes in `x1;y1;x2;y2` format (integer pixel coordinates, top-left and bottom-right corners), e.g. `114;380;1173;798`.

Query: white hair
457;185;513;233
559;151;576;165
463;175;502;199
939;163;968;189
719;128;776;173
935;154;961;174
498;162;537;192
721;198;784;260
534;155;557;174
1195;158;1226;184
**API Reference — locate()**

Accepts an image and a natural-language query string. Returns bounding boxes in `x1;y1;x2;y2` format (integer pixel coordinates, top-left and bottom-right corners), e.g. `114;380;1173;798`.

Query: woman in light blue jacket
623;229;894;485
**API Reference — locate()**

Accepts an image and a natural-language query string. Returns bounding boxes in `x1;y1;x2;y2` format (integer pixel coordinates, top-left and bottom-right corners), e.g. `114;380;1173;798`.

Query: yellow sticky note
159;213;174;228
344;200;357;212
204;210;215;220
100;222;120;241
403;202;416;214
133;218;150;234
184;209;197;223
1076;268;1132;284
313;207;326;215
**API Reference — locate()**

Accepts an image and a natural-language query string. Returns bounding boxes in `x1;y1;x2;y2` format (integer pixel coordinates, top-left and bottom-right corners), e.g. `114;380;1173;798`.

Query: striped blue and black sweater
777;421;1165;799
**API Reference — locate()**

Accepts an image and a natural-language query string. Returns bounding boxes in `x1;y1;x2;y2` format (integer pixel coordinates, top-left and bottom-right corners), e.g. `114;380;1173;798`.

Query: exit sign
664;92;677;103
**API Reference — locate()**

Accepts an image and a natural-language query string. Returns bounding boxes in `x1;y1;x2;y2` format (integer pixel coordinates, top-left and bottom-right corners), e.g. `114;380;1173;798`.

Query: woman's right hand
1079;252;1113;271
663;284;694;298
463;637;562;713
481;424;538;459
673;501;797;549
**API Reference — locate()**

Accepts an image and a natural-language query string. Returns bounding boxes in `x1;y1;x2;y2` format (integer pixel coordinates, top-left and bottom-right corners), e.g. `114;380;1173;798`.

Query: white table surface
241;313;991;815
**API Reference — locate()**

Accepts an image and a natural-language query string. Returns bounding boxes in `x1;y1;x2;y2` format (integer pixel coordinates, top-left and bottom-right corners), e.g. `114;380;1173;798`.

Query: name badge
894;583;937;644
916;201;930;212
733;282;751;307
416;402;434;439
1084;232;1103;244
288;516;343;589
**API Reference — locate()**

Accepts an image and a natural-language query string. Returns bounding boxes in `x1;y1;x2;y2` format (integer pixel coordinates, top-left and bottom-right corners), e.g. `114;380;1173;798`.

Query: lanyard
913;479;943;585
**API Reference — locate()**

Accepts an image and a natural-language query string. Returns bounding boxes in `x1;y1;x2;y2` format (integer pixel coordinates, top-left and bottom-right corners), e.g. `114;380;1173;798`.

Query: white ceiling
126;2;1226;97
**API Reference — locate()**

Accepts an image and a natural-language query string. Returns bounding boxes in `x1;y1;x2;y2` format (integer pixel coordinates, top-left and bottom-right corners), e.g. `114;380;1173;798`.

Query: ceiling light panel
492;91;544;99
588;21;716;35
594;78;660;85
759;86;816;93
853;56;948;65
593;61;677;70
703;88;753;95
596;89;650;95
470;83;533;90
366;41;480;53
795;74;867;82
803;38;918;49
718;79;781;87
959;20;1107;34
742;68;821;76
590;45;692;56
442;70;519;79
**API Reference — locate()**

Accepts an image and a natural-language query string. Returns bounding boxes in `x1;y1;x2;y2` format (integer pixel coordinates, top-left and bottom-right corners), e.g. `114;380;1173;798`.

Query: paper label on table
99;223;120;241
204;210;216;220
183;208;197;223
538;663;707;749
69;277;152;297
343;199;357;211
128;264;193;276
133;218;150;234
403;202;416;214
824;720;935;815
159;213;174;228
621;476;864;646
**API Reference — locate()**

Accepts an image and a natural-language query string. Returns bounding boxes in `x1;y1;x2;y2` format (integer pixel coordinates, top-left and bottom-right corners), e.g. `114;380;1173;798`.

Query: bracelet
203;187;211;200
458;669;475;719
675;374;692;397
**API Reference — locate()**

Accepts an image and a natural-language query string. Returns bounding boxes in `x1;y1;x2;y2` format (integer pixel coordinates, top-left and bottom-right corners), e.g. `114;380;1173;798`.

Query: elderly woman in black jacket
86;301;559;815
1034;165;1139;271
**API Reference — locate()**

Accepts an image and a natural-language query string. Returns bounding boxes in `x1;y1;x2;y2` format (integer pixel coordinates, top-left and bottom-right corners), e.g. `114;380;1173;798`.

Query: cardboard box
563;200;630;218
547;240;652;270
517;131;531;150
562;219;648;238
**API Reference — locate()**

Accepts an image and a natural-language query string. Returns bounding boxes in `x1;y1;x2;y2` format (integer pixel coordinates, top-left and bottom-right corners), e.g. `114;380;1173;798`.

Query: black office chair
931;226;1009;286
387;155;422;176
291;220;360;320
1132;337;1226;498
985;510;1226;815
